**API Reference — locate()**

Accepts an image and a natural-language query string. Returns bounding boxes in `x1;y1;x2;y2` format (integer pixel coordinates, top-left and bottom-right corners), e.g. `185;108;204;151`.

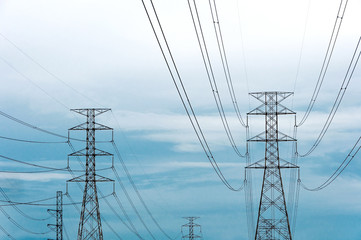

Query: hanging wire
0;135;66;144
0;154;68;171
0;205;52;235
63;224;70;240
111;192;145;240
101;215;123;240
0;110;86;142
111;166;156;240
293;0;312;94
0;224;16;240
187;0;246;158
141;0;244;191
244;117;255;239
112;141;178;239
292;175;301;238
0;32;105;108
0;188;52;221
301;136;361;191
299;36;361;157
208;0;247;128
297;0;349;127
287;124;299;228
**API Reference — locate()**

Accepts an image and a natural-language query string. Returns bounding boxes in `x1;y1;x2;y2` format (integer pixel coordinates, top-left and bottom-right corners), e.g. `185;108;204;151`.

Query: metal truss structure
182;217;202;240
247;92;298;240
47;191;63;240
68;108;114;240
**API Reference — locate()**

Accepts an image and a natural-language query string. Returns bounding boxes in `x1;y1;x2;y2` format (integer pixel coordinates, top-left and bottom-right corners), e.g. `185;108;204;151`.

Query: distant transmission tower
246;92;298;240
47;191;63;240
68;108;114;240
181;217;202;240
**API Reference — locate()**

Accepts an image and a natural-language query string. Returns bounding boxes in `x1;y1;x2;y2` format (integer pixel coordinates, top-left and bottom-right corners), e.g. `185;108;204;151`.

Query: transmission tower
246;92;298;240
181;217;202;240
47;191;63;240
68;108;114;240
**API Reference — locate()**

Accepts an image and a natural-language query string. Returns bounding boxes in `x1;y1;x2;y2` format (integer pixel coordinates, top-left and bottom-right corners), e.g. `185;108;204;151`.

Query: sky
0;0;361;239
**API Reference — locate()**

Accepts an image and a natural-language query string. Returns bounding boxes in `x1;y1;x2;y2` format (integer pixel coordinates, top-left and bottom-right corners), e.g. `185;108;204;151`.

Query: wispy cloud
0;172;68;182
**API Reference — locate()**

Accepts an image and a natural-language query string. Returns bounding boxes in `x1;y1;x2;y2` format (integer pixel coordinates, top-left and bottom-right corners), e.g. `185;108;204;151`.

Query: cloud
110;110;247;152
0;172;68;182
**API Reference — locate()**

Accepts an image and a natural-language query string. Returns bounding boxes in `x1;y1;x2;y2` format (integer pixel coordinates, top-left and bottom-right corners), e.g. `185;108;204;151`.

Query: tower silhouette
182;217;202;240
47;191;63;240
68;108;114;240
246;92;298;240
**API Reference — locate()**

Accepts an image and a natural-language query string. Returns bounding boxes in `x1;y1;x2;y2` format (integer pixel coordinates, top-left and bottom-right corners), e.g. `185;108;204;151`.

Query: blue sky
0;0;361;239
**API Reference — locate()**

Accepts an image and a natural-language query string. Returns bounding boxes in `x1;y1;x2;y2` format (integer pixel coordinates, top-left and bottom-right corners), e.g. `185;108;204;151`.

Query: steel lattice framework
68;108;114;240
246;92;298;240
47;191;63;240
181;217;202;240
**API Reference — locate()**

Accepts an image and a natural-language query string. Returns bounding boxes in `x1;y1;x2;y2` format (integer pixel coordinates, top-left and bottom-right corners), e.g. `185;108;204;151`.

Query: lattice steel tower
68;108;114;240
246;92;298;240
47;191;63;240
181;217;202;240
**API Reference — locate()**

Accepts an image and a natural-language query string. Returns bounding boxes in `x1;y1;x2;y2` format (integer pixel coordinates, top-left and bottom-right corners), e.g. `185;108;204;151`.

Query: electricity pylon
246;92;298;240
47;191;63;240
182;217;202;240
68;108;114;240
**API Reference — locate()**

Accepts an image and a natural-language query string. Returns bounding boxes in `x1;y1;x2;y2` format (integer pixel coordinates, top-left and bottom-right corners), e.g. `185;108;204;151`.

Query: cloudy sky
0;0;361;239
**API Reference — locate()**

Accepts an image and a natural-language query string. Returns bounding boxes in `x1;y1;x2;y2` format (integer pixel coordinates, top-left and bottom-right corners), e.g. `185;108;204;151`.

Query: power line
297;0;349;127
292;178;301;238
111;166;157;240
0;192;112;207
0;188;52;222
301;136;361;191
235;0;250;103
0;110;110;143
299;36;361;157
0;195;58;207
0;204;52;235
141;0;244;191
110;110;181;221
0;154;68;171
0;224;16;240
100;192;144;240
0;169;63;174
293;0;312;94
0;32;105;108
187;0;246;158
63;224;70;240
112;141;174;240
0;55;70;109
0;135;66;144
0;110;69;139
101;215;123;240
208;0;247;128
0;110;86;142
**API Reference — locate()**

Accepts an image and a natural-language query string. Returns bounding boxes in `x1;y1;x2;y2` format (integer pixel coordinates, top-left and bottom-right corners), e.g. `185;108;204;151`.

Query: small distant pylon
47;191;63;240
181;217;202;240
67;108;114;240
